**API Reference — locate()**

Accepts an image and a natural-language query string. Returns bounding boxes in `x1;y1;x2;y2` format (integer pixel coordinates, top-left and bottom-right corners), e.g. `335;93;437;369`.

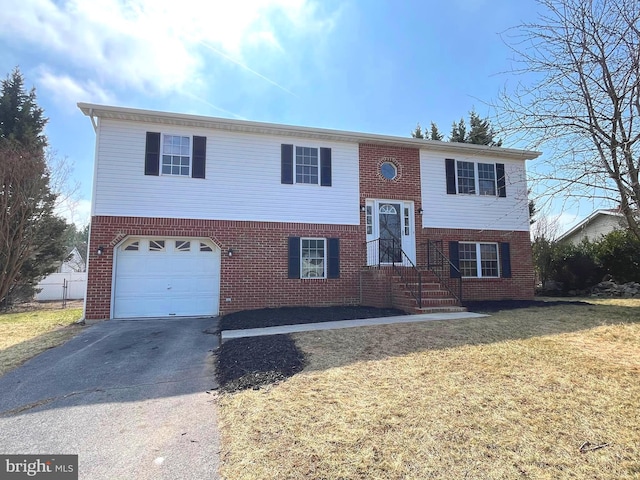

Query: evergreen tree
466;110;502;146
411;123;424;139
429;122;443;141
0;67;68;306
449;118;467;142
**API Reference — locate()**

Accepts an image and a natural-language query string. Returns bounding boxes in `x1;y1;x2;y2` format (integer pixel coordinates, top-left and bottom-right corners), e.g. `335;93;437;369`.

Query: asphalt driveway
0;317;220;479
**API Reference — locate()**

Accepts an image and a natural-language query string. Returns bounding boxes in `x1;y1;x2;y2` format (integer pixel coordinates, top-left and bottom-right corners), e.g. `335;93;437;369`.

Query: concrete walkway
221;311;488;341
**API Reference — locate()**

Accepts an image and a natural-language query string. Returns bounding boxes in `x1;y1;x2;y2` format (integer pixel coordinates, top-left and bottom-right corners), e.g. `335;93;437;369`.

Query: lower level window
460;242;499;278
301;238;326;278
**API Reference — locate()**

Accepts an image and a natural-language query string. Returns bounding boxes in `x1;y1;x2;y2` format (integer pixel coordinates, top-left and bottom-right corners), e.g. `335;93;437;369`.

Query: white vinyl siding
93;119;360;224
421;150;530;231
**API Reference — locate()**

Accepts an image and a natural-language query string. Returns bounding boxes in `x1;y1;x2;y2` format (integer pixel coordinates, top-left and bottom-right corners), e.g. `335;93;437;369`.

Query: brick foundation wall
86;216;364;320
359;268;393;308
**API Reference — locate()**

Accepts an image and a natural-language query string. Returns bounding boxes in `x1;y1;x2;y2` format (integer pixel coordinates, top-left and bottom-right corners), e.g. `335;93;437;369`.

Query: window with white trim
301;238;326;278
477;163;497;196
457;161;476;194
295;146;319;184
459;242;499;278
162;135;191;176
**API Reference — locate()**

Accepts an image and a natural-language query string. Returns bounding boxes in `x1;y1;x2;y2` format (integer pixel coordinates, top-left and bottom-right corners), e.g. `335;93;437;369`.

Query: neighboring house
557;209;626;245
35;247;87;301
78;103;540;320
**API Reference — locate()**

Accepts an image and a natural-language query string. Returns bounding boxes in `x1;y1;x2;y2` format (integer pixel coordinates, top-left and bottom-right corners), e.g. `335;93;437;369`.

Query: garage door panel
113;238;220;318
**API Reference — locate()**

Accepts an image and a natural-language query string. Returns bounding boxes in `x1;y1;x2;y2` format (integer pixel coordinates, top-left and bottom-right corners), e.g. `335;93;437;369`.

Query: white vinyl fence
35;272;87;301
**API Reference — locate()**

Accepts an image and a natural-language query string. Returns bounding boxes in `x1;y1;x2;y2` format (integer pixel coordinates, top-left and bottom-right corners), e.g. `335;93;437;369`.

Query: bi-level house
78;103;540;320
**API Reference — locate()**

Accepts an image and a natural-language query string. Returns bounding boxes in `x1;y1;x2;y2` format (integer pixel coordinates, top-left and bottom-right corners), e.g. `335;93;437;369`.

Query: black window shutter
145;132;161;176
288;237;301;278
496;163;506;197
449;241;461;278
327;238;340;278
320;148;332;186
192;136;206;179
281;144;294;184
445;159;456;194
500;242;512;278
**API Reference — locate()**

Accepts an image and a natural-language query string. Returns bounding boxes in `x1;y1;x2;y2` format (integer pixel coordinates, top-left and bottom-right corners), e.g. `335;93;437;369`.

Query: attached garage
113;238;221;318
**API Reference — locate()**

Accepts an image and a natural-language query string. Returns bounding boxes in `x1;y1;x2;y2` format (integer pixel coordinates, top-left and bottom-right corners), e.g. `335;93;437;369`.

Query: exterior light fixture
228;248;234;257
97;246;105;256
417;208;424;215
360;205;366;212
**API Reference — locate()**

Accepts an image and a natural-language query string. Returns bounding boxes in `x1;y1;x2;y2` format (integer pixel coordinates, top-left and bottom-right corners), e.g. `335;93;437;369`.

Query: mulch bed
216;306;405;392
215;301;589;392
219;305;406;331
215;335;305;393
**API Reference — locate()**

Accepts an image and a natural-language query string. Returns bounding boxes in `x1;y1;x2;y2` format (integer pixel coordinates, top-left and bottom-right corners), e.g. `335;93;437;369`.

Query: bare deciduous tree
498;0;640;240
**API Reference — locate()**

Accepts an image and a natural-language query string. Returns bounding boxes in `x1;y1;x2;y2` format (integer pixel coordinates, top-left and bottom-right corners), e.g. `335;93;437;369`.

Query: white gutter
77;102;541;161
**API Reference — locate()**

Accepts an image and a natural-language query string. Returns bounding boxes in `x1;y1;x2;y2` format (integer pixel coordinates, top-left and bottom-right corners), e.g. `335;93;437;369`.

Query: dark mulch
219;305;406;331
215;334;305;393
216;302;594;392
464;299;589;313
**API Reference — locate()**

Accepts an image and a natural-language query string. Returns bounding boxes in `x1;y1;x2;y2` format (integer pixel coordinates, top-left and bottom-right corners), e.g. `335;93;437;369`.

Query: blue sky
0;0;599;232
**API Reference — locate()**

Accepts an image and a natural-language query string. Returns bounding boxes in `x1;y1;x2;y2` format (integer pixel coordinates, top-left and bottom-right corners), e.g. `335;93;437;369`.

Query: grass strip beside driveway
0;308;83;376
219;299;640;480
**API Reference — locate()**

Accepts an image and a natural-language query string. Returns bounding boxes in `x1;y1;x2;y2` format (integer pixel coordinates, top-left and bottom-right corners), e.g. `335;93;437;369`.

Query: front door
365;200;416;265
379;203;402;263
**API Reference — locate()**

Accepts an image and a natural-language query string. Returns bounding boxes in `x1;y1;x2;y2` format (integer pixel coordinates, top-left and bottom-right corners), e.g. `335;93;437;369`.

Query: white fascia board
77;102;541;161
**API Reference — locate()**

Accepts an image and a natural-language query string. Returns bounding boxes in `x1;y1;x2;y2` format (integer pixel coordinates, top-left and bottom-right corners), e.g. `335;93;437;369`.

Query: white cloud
38;69;114;109
0;0;336;97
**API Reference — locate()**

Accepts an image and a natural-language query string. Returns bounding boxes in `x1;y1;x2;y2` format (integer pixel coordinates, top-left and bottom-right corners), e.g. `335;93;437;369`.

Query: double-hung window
459;242;499;278
301;238;326;278
477;163;496;196
295;147;319;184
162;135;191;176
446;159;506;197
457;161;476;194
281;144;332;186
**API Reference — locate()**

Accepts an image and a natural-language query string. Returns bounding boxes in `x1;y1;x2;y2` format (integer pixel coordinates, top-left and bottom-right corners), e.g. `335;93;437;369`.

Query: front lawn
218;299;640;479
0;307;83;376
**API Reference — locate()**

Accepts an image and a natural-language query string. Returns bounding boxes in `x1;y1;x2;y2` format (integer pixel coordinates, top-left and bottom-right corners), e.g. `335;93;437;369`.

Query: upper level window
295;146;319;184
457;161;476;194
381;162;397;180
478;163;496;196
162;135;190;176
446;159;505;197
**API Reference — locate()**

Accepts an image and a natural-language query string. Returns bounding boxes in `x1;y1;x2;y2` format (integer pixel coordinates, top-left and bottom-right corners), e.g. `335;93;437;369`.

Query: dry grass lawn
0;307;83;376
219;299;640;479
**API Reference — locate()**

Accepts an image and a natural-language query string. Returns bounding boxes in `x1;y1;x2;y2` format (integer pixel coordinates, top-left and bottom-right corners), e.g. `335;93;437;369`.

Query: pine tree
449;118;466;142
429;122;443;141
466;110;502;146
0;68;68;306
411;123;425;139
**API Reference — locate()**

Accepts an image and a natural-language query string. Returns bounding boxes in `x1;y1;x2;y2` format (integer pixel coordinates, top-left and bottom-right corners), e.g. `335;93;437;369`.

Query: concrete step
413;306;468;314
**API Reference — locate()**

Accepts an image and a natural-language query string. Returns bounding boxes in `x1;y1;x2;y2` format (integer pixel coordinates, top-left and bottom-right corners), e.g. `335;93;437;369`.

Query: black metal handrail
425;240;462;304
364;238;422;308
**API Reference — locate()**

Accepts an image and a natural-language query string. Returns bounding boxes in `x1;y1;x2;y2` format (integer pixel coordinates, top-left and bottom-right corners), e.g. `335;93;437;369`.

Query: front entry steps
391;272;466;315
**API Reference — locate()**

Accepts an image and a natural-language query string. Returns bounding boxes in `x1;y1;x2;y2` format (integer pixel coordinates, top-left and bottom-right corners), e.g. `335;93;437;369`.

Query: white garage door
113;238;221;318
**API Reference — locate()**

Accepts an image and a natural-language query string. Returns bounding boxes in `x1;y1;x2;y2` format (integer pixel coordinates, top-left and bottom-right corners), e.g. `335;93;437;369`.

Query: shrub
592;230;640;283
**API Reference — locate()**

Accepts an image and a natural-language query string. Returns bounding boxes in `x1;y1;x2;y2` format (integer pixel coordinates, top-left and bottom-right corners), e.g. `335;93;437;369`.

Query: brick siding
86;216;364;320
